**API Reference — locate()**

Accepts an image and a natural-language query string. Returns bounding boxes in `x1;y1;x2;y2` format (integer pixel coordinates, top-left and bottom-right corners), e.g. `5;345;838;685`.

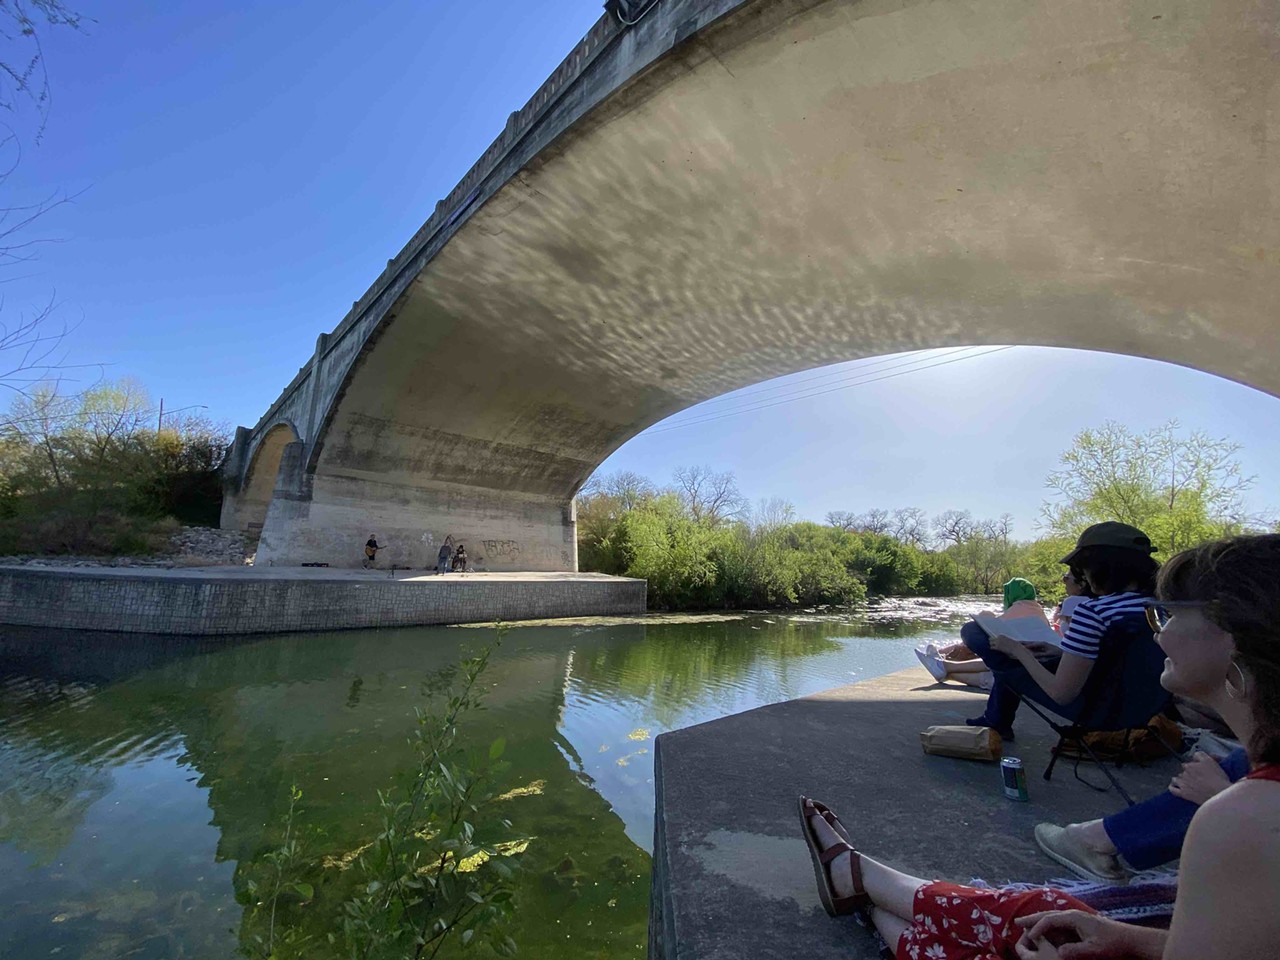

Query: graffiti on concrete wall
482;539;522;559
372;535;566;568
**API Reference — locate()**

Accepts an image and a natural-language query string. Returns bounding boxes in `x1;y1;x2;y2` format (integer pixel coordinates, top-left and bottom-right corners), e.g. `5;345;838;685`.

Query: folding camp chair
1013;622;1179;806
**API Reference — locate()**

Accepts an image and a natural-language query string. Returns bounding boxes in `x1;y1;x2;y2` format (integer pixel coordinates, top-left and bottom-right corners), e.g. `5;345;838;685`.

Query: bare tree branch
932;509;975;547
673;465;745;526
890;507;930;547
0;1;87;141
0;4;97;405
825;510;859;532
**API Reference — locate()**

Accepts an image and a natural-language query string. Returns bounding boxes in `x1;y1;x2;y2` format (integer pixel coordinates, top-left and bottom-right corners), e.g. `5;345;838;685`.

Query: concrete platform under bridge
650;668;1180;960
0;566;646;636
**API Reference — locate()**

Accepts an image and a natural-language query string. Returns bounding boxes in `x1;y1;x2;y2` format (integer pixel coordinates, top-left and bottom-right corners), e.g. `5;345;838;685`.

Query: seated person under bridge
915;577;1058;690
451;543;468;572
960;522;1159;742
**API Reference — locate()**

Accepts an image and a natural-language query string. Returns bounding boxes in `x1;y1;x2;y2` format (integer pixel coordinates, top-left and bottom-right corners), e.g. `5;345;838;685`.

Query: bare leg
872;908;910;952
943;659;990;675
808;814;926;921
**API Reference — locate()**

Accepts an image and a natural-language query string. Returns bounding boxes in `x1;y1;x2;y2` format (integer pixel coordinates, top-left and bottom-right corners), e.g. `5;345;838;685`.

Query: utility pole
156;400;208;432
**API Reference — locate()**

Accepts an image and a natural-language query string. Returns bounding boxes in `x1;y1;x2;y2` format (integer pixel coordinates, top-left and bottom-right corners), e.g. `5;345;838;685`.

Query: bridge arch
238;0;1280;570
222;421;301;538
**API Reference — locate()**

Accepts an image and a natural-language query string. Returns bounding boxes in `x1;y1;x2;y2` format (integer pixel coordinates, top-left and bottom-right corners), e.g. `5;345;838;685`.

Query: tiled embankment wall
0;569;647;635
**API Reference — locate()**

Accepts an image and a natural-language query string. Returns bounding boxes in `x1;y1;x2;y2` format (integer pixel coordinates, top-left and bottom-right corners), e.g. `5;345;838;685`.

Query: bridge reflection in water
0;608;974;958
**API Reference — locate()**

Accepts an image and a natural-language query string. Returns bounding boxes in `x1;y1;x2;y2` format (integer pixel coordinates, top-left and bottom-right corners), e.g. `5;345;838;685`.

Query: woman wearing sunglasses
1033;597;1250;883
1051;567;1093;635
961;522;1159;741
800;534;1280;960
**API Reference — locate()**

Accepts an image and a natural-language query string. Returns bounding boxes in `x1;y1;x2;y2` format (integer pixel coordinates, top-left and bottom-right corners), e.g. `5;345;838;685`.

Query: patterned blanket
1039;870;1178;928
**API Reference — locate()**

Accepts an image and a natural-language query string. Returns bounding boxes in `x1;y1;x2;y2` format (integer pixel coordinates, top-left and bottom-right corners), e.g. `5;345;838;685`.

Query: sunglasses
1144;600;1212;634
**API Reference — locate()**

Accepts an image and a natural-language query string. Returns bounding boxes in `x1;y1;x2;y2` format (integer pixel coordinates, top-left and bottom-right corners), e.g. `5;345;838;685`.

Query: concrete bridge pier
218;427;254;532
250;465;579;572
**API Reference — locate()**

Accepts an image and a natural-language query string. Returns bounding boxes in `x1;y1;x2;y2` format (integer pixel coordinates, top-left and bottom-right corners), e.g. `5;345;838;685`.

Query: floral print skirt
895;881;1095;960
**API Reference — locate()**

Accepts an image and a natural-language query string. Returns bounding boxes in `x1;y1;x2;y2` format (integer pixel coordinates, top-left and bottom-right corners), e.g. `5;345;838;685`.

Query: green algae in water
0;606;973;958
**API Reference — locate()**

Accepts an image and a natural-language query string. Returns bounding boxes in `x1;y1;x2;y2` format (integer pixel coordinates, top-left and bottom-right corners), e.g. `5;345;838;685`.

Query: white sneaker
915;646;949;683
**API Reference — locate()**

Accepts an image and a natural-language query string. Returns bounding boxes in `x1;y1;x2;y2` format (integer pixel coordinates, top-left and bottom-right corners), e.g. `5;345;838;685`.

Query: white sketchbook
970;611;1063;649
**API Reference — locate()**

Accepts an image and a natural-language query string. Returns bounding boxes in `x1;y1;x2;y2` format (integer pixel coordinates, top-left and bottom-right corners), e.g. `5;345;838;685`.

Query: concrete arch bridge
221;0;1280;571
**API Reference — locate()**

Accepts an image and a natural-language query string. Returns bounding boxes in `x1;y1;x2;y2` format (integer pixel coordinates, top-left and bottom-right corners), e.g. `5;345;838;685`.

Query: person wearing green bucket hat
914;577;1054;687
1002;576;1037;607
956;522;1160;740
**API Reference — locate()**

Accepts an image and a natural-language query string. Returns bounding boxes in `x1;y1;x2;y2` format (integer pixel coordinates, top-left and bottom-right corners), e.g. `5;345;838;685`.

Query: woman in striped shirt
961;522;1159;741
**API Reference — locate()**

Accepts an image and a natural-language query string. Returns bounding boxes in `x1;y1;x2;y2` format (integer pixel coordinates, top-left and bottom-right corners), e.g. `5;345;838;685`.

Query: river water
0;598;990;959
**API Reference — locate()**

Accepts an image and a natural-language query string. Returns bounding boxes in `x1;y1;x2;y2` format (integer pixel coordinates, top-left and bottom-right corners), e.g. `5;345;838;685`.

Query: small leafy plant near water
238;639;528;960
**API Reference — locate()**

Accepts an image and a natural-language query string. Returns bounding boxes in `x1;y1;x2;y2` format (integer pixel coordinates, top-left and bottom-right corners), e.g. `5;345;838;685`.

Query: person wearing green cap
1001;576;1037;609
914;577;1054;686
959;521;1159;740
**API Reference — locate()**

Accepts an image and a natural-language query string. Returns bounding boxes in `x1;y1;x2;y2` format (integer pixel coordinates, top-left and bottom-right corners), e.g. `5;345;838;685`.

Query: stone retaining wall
0;567;646;636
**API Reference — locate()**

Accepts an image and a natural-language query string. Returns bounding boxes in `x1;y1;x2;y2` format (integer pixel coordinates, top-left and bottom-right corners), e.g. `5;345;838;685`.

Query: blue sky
11;1;1280;538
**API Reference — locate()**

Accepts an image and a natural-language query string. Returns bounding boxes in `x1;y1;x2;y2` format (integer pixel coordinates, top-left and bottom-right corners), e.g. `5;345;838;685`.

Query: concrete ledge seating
0;566;646;636
650;668;1179;960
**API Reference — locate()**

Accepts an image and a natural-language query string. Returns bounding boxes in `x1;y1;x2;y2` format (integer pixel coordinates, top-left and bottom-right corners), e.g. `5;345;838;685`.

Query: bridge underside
239;0;1280;571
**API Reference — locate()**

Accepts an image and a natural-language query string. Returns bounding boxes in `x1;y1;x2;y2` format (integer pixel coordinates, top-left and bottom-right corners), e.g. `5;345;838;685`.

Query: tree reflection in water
0;604;972;959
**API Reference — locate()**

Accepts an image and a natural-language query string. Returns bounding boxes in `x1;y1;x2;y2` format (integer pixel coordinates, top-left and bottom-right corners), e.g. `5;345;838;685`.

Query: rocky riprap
0;526;256;568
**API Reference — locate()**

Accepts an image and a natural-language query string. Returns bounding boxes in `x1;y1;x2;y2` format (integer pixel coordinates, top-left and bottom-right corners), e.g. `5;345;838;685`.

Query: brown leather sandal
802;796;852;845
798;795;871;917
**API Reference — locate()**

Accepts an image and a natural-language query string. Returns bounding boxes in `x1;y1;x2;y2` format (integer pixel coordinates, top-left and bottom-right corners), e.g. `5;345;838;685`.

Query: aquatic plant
239;784;315;959
238;638;527;959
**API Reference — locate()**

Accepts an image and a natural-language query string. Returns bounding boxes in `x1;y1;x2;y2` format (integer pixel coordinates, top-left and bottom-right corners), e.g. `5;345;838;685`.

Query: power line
687;346;976;409
642;346;1015;435
662;347;982;421
649;346;1005;431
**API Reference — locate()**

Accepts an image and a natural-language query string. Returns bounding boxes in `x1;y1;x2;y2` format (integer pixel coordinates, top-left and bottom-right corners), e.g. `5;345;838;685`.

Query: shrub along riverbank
0;380;231;555
578;422;1273;611
578;485;1020;610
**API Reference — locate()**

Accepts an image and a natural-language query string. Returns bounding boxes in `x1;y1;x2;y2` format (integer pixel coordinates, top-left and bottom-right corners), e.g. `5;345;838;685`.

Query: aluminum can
1001;757;1029;801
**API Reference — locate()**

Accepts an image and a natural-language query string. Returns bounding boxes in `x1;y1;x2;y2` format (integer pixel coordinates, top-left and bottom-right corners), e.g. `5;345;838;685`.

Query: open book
970;611;1062;649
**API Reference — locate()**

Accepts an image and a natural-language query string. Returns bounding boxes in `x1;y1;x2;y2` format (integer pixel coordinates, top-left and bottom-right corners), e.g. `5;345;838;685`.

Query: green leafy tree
1018;534;1077;602
739;521;863;607
575;470;657;575
1043;420;1255;557
941;515;1020;594
614;494;725;609
0;379;230;552
144;412;232;524
838;530;922;596
576;434;1276;611
917;550;962;596
579;475;872;610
